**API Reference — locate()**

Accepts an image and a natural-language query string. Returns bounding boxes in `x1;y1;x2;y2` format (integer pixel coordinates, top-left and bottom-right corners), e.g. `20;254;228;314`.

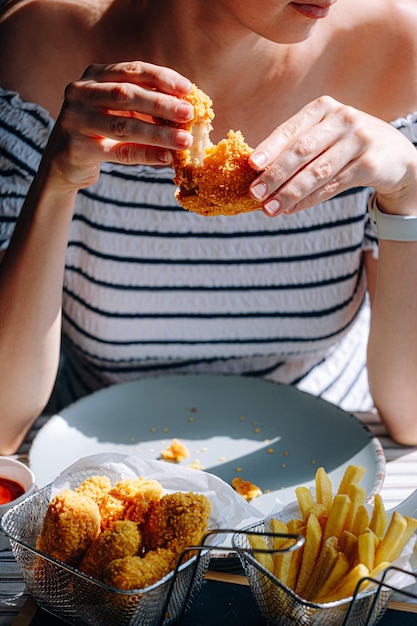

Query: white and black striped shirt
2;88;416;413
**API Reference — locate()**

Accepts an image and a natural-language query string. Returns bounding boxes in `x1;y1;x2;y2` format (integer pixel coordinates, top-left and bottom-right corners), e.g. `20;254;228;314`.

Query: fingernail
264;199;281;215
175;78;192;94
251;152;267;169
175;130;192;148
176;101;193;120
251;182;267;201
158;150;173;164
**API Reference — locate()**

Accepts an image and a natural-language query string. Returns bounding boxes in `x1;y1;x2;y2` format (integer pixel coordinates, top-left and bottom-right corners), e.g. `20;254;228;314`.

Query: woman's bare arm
0;62;194;454
366;238;417;445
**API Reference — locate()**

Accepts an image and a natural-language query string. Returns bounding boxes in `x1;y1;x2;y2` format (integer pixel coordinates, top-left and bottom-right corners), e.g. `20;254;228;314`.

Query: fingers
69;76;194;125
249;97;377;216
63;87;192;151
46;62;196;187
82;61;192;96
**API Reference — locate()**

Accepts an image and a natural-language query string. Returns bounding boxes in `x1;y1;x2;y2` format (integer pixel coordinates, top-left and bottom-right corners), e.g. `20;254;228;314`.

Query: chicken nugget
79;520;142;580
36;489;101;566
100;477;163;529
144;492;211;553
75;475;111;505
103;548;178;590
171;85;261;216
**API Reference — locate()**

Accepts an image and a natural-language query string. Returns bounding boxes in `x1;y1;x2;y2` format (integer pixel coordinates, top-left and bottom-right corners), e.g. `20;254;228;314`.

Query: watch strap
368;192;417;241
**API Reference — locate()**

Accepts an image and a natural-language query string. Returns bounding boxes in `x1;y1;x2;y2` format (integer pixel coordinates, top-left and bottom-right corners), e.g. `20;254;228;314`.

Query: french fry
369;561;390;580
308;503;328;520
358;529;378;571
303;536;338;600
279;519;305;589
270;518;290;550
295;513;322;597
375;511;407;566
337;465;366;496
323;494;351;543
345;483;366;533
315;466;333;513
318;563;369;603
273;537;298;586
340;530;358;566
270;518;292;577
351;505;370;537
390;515;417;562
248;533;274;572
257;466;417;607
295;486;315;522
369;493;387;539
312;550;350;603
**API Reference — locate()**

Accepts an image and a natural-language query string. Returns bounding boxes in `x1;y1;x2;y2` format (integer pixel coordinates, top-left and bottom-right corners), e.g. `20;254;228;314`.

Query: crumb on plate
160;438;190;463
231;477;262;501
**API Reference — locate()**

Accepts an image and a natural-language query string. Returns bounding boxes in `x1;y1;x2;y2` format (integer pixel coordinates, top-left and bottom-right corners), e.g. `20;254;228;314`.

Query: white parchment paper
50;452;262;538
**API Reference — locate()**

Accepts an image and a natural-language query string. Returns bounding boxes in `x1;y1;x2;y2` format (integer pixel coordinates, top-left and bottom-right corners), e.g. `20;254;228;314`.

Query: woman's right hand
43;61;194;191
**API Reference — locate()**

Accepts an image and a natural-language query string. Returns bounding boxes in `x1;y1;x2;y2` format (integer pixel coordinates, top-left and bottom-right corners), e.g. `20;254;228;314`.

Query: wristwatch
368;191;417;241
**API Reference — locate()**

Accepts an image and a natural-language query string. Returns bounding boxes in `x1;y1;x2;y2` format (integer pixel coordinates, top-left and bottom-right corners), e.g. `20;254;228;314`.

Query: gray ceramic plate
29;374;385;515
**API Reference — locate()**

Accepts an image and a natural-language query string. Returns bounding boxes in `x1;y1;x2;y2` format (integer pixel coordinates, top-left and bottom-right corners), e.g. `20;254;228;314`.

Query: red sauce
0;476;25;505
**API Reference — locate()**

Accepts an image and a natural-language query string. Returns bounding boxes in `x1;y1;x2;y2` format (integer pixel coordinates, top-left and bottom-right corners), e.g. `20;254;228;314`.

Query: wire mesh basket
232;520;414;626
0;484;210;626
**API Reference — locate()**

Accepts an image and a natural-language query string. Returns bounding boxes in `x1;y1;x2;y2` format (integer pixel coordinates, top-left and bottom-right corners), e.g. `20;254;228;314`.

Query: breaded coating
79;520;142;580
160;438;190;463
231;476;262;501
100;477;163;530
35;474;209;593
36;489;101;566
103;548;178;590
144;492;211;553
75;475;112;505
172;85;261;216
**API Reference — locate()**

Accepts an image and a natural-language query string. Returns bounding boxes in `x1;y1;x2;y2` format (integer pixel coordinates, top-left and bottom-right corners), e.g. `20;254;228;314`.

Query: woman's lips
291;2;333;19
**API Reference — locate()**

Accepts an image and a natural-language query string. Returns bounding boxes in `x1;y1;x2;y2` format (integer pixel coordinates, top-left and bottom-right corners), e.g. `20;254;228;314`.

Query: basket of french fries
1;453;259;626
232;465;417;626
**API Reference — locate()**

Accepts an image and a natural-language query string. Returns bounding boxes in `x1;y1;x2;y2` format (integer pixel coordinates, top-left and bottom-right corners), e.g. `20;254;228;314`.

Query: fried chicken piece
103;548;179;590
36;489;101;566
79;520;142;580
171;85;261;216
100;477;163;530
231;476;262;501
143;491;211;554
75;475;112;505
160;438;190;463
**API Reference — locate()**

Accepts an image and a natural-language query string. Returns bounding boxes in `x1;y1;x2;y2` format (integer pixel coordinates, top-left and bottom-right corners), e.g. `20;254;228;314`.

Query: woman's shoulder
327;0;417;121
0;0;105;116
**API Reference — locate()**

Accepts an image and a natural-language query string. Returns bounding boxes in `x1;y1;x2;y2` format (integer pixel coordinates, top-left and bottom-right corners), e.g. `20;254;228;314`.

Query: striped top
2;87;417;413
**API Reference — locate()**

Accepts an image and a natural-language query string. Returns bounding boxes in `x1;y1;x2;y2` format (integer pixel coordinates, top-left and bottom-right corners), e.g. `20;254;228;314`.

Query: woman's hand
249;96;417;217
43;61;194;191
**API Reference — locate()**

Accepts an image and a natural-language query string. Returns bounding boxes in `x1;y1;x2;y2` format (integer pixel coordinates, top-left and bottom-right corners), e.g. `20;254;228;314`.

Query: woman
0;0;417;453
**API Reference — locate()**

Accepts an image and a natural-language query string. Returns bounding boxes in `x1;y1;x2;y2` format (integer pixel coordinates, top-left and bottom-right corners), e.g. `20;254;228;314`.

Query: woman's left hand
249;96;417;217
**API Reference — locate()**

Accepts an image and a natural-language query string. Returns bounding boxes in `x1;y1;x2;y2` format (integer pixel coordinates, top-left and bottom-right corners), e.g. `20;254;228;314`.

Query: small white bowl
0;458;35;550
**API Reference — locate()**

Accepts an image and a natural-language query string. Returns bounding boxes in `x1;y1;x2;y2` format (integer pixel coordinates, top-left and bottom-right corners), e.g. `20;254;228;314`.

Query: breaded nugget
171;85;261;216
79;520;142;580
100;477;163;529
75;475;111;505
144;492;211;553
36;489;101;566
103;548;178;590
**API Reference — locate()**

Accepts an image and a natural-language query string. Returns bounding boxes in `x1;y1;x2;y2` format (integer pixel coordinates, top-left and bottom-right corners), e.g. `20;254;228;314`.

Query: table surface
2;410;417;625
